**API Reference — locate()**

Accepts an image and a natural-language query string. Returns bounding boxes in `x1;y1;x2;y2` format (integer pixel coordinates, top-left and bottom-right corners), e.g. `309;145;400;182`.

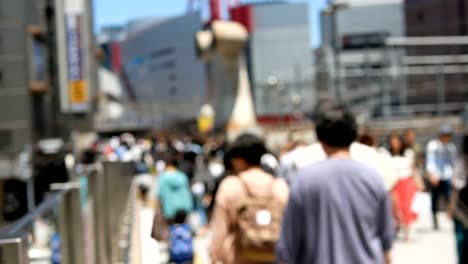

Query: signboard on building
342;32;390;50
64;0;89;113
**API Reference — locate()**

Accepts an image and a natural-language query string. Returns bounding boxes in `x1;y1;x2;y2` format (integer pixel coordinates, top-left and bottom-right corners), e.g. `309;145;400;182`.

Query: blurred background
0;0;467;263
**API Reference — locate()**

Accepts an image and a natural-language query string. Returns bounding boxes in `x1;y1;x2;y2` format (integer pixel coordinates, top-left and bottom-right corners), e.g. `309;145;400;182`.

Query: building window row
127;46;175;69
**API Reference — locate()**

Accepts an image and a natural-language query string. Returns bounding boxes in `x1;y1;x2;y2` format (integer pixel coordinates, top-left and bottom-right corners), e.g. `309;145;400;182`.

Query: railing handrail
0;189;67;239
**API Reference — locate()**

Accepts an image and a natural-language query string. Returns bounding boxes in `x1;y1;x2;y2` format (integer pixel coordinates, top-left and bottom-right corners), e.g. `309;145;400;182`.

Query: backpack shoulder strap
238;171;276;199
238;175;254;198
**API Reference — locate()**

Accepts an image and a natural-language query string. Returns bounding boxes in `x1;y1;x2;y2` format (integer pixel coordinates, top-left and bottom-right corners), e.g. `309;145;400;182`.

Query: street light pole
326;1;348;104
330;2;341;103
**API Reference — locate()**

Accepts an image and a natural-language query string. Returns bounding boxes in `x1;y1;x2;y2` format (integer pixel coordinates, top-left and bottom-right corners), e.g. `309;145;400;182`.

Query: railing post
85;165;107;264
53;182;83;264
0;237;28;264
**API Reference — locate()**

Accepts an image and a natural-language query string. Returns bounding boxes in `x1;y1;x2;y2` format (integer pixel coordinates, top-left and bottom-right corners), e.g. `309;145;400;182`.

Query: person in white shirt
279;141;398;192
381;132;418;242
426;125;458;230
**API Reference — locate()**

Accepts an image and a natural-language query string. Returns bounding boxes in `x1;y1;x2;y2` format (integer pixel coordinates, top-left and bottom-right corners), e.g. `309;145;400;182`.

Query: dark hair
358;133;376;147
162;151;179;167
315;104;357;147
387;132;406;156
226;134;267;167
173;210;187;224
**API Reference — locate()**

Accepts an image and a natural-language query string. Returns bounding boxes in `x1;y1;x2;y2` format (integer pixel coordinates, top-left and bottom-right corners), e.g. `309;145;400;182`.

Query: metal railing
0;161;139;264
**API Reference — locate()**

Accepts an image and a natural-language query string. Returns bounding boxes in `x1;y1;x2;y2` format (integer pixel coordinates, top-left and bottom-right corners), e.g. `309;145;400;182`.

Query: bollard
0;237;28;264
53;182;84;264
85;165;106;264
80;162;136;264
102;162;135;264
78;162;136;264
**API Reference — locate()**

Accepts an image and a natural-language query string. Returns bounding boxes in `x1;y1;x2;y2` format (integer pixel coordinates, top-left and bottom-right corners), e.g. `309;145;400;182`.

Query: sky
94;0;328;48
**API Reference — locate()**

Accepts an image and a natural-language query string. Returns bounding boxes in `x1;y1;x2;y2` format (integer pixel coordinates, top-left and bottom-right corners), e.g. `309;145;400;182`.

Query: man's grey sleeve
277;189;305;263
378;193;395;252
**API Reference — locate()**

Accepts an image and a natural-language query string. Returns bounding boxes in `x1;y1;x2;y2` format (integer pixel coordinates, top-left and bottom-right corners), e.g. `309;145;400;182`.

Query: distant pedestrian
151;152;194;262
210;134;289;264
448;134;468;264
426;125;457;230
404;128;423;165
383;132;418;242
156;152;194;226
277;105;394;264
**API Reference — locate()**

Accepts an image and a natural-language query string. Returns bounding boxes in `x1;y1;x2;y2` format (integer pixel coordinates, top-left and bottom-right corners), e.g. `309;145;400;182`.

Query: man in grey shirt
277;105;394;264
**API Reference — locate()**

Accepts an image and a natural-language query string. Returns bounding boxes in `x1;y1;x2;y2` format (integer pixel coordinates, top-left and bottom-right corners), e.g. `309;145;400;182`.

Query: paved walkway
393;212;457;264
137;175;458;264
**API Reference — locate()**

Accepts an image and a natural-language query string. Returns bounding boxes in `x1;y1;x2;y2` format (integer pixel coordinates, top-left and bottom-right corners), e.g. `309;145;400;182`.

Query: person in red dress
383;132;418;242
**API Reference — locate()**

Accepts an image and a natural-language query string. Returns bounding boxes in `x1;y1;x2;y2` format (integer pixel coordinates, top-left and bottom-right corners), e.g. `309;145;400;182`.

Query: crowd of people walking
90;102;468;264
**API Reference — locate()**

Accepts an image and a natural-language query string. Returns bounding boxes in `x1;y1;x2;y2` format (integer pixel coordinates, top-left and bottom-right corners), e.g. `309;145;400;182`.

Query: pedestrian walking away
151;151;194;262
210;134;289;264
426;125;458;230
277;104;394;264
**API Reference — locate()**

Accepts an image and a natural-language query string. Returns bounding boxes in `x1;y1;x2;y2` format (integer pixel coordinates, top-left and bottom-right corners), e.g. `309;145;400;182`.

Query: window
169;73;177;82
170;86;177;96
149;47;175;59
0;130;12;151
417;11;425;23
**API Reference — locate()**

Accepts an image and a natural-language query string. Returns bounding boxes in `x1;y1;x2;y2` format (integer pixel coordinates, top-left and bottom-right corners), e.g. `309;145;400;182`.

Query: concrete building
0;0;44;179
318;0;405;116
117;12;206;130
405;0;468;54
230;2;314;119
404;0;468;105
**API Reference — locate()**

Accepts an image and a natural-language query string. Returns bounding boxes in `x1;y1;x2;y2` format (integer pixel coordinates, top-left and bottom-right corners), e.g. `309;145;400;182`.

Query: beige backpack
236;176;284;262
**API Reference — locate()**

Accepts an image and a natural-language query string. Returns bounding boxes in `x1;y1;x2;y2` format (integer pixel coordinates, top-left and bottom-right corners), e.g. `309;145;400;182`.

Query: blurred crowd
77;104;468;264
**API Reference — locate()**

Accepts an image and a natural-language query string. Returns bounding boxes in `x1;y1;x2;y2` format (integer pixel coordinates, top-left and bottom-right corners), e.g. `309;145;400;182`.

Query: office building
406;0;468;53
0;0;45;179
119;12;206;129
405;0;468;104
318;0;405;114
230;2;314;118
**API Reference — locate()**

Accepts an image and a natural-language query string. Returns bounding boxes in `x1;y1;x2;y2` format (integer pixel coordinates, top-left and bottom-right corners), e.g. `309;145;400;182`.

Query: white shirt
279;142;398;191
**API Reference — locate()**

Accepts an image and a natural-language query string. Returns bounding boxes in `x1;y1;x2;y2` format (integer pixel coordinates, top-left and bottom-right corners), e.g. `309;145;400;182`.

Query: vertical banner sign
65;0;89;113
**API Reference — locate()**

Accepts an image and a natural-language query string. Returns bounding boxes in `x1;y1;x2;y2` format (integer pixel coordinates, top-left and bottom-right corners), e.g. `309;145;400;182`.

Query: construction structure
317;0;468;122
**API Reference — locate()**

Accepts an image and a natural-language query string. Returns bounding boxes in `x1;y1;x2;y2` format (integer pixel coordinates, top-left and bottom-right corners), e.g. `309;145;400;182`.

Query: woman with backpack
448;134;468;264
210;134;289;264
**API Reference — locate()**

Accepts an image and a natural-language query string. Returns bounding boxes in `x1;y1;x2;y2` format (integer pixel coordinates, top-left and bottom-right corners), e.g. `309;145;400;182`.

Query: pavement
138;175;458;264
393;212;457;264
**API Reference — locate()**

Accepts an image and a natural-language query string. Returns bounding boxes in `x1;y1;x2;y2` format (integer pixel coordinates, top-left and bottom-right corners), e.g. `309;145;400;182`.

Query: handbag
411;192;431;215
151;206;169;241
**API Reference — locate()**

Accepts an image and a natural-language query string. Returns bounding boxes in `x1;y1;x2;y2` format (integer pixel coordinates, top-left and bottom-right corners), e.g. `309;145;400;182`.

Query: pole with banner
56;0;94;115
65;0;89;113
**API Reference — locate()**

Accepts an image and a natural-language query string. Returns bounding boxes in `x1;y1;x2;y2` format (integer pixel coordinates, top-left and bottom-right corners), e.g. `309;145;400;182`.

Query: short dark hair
162;151;179;167
226;134;267;166
315;105;357;148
